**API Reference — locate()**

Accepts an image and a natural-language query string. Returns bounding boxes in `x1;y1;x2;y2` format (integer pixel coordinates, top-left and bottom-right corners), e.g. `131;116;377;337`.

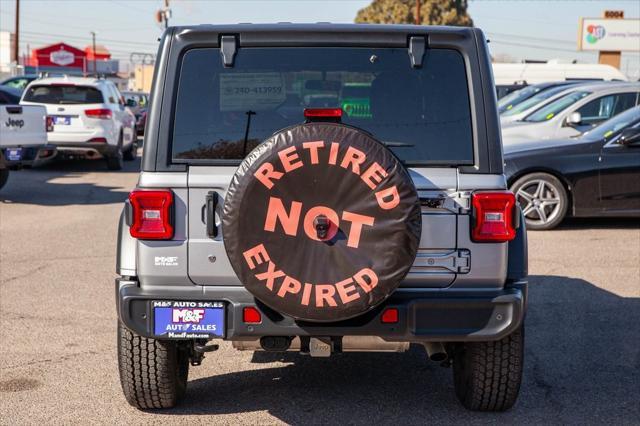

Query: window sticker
220;73;286;112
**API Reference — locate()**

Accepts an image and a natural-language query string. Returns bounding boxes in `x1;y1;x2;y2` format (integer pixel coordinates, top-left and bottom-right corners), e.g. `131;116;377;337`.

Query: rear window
23;85;104;104
171;47;473;165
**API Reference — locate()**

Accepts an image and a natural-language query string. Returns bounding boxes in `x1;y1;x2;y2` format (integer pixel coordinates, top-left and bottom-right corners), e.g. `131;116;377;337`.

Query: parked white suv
20;76;137;170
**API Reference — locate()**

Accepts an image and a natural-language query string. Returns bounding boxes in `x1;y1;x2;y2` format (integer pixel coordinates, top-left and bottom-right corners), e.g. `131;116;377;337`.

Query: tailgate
187;167;462;288
0;105;47;147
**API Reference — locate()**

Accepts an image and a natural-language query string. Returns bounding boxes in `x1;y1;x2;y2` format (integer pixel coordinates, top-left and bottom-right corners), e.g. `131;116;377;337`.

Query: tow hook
190;341;219;366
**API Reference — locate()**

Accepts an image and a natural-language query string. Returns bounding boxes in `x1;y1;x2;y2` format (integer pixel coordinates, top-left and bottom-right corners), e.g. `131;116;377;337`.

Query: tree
355;0;473;27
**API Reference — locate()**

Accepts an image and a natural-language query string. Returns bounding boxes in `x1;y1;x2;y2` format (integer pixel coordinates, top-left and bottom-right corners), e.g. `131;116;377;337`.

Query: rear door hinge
419;191;471;214
413;249;471;274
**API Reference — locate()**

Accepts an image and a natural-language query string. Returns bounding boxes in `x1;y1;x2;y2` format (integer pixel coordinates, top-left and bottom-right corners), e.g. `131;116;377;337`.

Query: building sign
50;48;75;66
578;18;640;51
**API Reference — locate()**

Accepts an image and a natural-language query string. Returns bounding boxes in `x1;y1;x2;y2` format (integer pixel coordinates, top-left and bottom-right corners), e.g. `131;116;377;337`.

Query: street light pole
13;0;20;63
90;31;96;76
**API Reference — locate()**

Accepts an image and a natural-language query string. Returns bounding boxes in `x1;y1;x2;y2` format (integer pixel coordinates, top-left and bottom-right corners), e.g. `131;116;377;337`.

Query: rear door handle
206;191;220;238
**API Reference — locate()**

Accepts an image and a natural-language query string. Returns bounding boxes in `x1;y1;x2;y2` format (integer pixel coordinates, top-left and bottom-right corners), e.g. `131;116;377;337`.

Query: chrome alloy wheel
516;179;562;227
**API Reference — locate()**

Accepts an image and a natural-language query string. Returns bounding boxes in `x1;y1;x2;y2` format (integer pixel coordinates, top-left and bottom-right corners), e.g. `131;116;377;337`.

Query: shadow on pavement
156;275;639;423
555;217;640;230
0;157;139;206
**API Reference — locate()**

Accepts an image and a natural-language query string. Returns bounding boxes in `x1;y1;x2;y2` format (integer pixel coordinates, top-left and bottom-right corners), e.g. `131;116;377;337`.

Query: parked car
20;76;137;170
0;87;56;181
0;74;39;93
0;85;22;104
122;91;148;136
500;82;599;125
505;105;640;230
493;62;627;86
498;81;583;114
501;82;640;145
116;24;528;412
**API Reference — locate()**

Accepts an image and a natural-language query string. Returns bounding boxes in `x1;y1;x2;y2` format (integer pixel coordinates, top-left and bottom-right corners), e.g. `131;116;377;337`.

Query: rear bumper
0;145;57;167
116;279;527;343
54;143;119;159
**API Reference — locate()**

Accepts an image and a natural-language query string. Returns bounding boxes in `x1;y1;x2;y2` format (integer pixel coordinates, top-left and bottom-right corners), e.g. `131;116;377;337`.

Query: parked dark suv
116;24;528;412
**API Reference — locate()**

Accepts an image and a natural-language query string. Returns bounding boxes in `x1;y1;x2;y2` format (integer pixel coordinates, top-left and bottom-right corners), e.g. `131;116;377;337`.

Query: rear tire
452;325;524;412
117;321;189;409
0;168;9;190
123;138;137;161
107;132;124;170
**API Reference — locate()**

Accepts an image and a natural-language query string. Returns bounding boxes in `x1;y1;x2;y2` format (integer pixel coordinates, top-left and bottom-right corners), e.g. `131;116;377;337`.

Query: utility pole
415;0;421;25
90;31;97;76
164;0;170;29
155;0;171;29
13;0;20;63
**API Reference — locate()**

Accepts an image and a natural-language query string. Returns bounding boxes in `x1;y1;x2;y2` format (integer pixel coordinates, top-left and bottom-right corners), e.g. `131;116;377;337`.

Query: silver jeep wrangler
116;24;528;412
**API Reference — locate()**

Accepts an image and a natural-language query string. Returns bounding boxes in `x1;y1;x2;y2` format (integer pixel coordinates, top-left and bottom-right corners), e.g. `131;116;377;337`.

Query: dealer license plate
53;116;71;125
153;301;225;338
6;148;22;161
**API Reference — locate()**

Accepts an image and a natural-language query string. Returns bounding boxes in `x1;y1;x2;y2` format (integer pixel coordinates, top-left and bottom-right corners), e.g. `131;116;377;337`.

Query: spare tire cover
223;123;421;322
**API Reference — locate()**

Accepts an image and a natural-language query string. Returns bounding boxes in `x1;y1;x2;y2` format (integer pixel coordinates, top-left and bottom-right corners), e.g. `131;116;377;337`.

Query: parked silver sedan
501;82;640;146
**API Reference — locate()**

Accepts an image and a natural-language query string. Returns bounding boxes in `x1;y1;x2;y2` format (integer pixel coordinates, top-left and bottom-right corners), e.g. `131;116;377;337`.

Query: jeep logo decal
5;118;25;128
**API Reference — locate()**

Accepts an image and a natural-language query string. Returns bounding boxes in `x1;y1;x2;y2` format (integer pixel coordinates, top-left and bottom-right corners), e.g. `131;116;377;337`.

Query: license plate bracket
152;301;225;339
6;148;22;161
53;116;71;125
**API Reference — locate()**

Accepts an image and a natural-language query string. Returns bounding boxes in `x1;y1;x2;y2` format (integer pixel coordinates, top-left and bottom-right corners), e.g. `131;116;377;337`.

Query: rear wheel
123;137;137;161
511;172;568;230
0;168;9;190
117;321;189;409
452;325;524;412
107;133;124;170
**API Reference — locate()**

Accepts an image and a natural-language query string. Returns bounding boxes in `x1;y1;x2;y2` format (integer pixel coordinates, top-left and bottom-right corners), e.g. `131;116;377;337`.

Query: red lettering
255;261;285;291
254;162;283;190
328;142;339;165
264;196;302;236
339;146;367;175
361;162;388;190
315;284;338;308
375;186;400;210
301;283;313;306
242;244;270;269
335;278;361;304
277;275;302;298
278;146;303;173
341;211;374;248
302;141;324;164
353;268;378;293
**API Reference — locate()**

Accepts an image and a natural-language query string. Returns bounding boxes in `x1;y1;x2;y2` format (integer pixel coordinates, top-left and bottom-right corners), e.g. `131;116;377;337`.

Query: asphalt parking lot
0;153;638;425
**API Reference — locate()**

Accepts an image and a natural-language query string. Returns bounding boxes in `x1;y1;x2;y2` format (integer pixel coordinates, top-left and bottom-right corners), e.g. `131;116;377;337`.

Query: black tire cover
223;123;421;322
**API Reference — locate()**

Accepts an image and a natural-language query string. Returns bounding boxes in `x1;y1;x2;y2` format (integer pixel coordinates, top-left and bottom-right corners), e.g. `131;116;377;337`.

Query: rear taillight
85;108;112;119
243;307;262;324
128;190;174;240
88;137;107;143
46;116;54;132
471;191;516;242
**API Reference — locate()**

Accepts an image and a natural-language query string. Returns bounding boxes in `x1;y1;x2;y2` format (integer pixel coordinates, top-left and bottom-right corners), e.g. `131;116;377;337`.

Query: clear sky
1;0;639;78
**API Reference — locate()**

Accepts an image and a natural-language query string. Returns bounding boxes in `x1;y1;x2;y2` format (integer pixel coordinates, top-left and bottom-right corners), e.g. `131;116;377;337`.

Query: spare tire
223;123;421;322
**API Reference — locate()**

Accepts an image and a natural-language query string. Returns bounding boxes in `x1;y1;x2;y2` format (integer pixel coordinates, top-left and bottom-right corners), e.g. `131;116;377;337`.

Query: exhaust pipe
423;342;447;362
